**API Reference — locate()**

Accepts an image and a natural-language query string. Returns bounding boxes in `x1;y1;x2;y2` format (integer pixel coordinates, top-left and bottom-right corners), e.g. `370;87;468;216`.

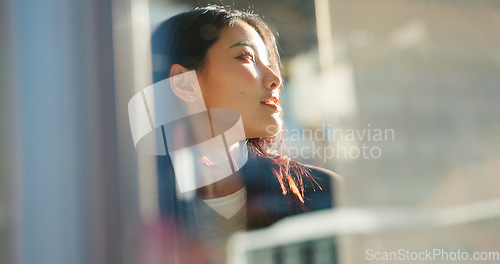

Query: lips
261;96;281;112
261;97;279;106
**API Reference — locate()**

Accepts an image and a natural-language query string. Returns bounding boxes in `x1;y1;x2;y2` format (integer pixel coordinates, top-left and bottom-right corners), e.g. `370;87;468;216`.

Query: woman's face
196;20;282;139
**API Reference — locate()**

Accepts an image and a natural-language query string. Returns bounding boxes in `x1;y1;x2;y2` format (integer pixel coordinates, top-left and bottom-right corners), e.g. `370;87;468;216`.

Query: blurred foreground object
228;199;500;264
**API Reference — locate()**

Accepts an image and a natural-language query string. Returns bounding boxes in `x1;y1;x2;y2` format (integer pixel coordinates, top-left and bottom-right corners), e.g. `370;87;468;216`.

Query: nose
263;65;282;90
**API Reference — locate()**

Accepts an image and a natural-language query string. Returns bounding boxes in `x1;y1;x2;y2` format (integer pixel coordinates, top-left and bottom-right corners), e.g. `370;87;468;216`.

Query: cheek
197;57;258;109
198;71;238;108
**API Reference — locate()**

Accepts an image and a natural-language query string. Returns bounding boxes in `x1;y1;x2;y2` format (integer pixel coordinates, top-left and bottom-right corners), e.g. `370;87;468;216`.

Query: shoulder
301;163;342;185
295;162;343;210
243;156;341;228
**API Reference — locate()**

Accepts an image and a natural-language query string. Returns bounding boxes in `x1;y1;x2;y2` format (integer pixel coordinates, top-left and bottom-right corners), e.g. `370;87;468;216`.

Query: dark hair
151;5;311;204
151;5;281;81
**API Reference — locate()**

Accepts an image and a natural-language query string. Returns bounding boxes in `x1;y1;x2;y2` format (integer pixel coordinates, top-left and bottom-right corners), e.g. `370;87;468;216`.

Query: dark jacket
156;153;340;231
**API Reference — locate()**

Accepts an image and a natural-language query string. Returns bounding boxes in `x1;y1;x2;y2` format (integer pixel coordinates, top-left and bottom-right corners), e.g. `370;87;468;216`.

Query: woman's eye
238;52;254;62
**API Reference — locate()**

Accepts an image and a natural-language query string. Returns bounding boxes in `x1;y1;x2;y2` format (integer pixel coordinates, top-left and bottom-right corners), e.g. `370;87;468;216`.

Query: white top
201;187;247;219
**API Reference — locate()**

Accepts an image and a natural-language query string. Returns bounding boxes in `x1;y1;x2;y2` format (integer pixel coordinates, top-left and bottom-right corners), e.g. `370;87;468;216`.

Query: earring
190;95;194;99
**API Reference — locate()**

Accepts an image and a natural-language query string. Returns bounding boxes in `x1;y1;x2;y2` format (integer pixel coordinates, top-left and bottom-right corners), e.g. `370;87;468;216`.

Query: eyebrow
229;41;259;52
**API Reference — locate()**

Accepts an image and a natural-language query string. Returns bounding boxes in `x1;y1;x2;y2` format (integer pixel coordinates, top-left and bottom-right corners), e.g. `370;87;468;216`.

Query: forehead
218;20;268;60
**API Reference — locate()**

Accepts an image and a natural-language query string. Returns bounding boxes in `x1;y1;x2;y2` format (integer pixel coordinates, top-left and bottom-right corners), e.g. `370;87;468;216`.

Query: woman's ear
169;64;198;102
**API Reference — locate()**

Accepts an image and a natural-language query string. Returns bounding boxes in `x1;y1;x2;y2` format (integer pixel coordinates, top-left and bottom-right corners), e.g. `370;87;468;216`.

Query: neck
196;170;245;199
196;140;248;199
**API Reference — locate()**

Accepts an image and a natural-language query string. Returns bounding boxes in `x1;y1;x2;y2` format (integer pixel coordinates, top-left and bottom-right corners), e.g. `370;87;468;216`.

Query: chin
246;122;282;138
243;114;283;138
263;123;281;137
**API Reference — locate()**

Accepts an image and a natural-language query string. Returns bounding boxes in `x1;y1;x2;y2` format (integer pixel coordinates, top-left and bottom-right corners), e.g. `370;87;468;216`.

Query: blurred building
287;0;500;208
282;0;500;263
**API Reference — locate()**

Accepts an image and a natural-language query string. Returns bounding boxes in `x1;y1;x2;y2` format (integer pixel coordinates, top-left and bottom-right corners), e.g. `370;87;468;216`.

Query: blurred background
2;0;500;263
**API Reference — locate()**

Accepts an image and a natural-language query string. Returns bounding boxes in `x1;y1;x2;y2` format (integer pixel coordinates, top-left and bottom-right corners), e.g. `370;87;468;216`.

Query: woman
149;4;340;263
